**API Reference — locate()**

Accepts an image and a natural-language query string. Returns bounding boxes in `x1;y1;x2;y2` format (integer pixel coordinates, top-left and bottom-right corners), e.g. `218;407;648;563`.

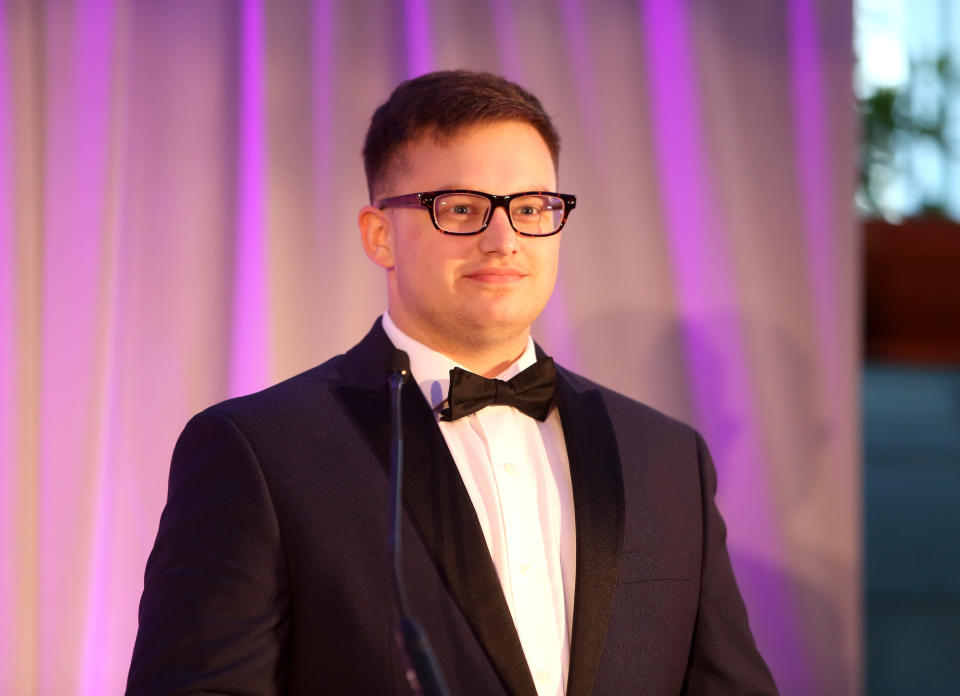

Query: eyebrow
432;185;557;192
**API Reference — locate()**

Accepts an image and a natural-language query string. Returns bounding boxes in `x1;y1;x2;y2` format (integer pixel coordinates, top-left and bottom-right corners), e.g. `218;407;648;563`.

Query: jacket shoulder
556;364;696;442
199;353;349;433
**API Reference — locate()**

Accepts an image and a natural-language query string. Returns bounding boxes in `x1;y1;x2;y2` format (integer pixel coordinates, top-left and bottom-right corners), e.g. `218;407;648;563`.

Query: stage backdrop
0;1;858;694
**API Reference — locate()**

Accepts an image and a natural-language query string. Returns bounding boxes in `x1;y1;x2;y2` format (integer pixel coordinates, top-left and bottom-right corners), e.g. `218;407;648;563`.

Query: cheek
534;244;561;287
395;247;455;296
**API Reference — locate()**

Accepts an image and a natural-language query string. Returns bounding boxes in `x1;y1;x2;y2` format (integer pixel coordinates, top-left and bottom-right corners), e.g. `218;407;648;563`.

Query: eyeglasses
377;190;577;236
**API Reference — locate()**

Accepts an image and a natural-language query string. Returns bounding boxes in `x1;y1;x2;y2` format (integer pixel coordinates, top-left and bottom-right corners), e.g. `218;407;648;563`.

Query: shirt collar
381;311;538;411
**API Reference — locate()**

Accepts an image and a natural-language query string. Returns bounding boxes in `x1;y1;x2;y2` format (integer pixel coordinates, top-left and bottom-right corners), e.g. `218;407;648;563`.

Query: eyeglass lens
433;193;565;235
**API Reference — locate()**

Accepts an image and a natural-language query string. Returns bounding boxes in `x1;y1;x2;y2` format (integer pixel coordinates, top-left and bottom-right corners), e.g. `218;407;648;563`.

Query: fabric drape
0;1;857;694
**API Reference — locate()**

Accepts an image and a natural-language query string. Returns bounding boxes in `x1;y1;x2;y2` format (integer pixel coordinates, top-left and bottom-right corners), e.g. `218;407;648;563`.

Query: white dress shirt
382;312;576;696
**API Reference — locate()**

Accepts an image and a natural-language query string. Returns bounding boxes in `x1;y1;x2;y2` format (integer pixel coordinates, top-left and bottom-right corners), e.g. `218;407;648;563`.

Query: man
128;70;777;695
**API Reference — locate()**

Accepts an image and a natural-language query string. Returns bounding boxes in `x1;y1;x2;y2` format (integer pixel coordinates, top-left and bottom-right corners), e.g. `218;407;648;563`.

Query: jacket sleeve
682;432;779;695
126;408;290;695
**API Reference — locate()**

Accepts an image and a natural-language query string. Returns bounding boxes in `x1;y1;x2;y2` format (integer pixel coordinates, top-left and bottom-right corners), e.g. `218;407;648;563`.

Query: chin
464;308;538;336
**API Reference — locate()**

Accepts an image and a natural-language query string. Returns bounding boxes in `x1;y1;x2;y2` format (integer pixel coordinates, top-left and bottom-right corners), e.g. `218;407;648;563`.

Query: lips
464;266;528;283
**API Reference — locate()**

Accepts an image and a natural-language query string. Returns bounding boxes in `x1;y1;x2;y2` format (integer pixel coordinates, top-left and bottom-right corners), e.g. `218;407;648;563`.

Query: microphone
387;351;451;696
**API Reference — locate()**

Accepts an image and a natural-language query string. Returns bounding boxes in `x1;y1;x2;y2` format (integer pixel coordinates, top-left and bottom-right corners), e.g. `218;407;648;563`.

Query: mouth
464;267;529;284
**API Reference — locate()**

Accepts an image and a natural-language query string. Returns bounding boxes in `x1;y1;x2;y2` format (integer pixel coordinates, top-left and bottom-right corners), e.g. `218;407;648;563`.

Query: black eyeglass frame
377;189;577;237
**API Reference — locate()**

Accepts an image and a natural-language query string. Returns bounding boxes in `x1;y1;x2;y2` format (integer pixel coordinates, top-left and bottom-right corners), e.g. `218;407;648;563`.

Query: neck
452;345;527;378
425;334;528;379
387;314;529;378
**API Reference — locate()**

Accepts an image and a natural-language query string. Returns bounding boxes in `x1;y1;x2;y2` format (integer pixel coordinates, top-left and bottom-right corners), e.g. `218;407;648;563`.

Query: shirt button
503;462;518;476
535;669;550;682
520;563;532;577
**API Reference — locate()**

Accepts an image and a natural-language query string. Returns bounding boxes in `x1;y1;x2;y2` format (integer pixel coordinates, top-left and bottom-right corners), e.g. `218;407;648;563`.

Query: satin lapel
554;369;625;696
335;321;538;696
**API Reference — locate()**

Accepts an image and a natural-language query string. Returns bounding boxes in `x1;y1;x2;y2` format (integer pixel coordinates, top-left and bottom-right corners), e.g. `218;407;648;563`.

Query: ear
358;205;395;269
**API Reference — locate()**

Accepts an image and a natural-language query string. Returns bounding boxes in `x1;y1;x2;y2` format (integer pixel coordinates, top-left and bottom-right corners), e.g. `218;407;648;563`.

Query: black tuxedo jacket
128;319;777;695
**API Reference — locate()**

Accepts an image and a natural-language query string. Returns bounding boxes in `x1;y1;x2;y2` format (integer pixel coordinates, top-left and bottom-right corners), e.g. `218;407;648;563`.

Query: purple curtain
0;0;858;693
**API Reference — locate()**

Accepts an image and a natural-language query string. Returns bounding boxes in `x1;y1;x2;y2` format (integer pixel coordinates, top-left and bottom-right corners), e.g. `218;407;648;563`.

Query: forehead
384;120;557;196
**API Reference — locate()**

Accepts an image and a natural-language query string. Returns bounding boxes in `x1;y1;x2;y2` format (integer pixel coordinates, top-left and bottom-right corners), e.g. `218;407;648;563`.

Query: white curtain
0;1;858;693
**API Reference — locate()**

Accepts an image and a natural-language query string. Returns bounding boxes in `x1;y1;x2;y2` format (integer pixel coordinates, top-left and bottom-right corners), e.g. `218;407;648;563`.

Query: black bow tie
439;357;557;422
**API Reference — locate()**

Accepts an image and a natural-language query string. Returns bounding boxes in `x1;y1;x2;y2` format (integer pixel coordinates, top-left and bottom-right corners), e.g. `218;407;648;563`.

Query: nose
477;207;518;255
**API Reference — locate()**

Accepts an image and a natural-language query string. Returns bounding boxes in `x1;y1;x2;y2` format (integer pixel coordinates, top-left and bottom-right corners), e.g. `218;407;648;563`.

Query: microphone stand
388;364;452;696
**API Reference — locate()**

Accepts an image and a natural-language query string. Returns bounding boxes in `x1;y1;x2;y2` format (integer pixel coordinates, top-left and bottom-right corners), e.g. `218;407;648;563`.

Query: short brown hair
362;70;561;201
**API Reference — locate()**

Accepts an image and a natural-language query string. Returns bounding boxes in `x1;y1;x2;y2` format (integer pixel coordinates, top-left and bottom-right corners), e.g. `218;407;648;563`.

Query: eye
514;205;542;217
435;194;487;221
512;196;548;219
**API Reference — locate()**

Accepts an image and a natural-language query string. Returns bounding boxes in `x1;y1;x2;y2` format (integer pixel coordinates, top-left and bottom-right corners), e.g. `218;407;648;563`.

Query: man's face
372;120;562;360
